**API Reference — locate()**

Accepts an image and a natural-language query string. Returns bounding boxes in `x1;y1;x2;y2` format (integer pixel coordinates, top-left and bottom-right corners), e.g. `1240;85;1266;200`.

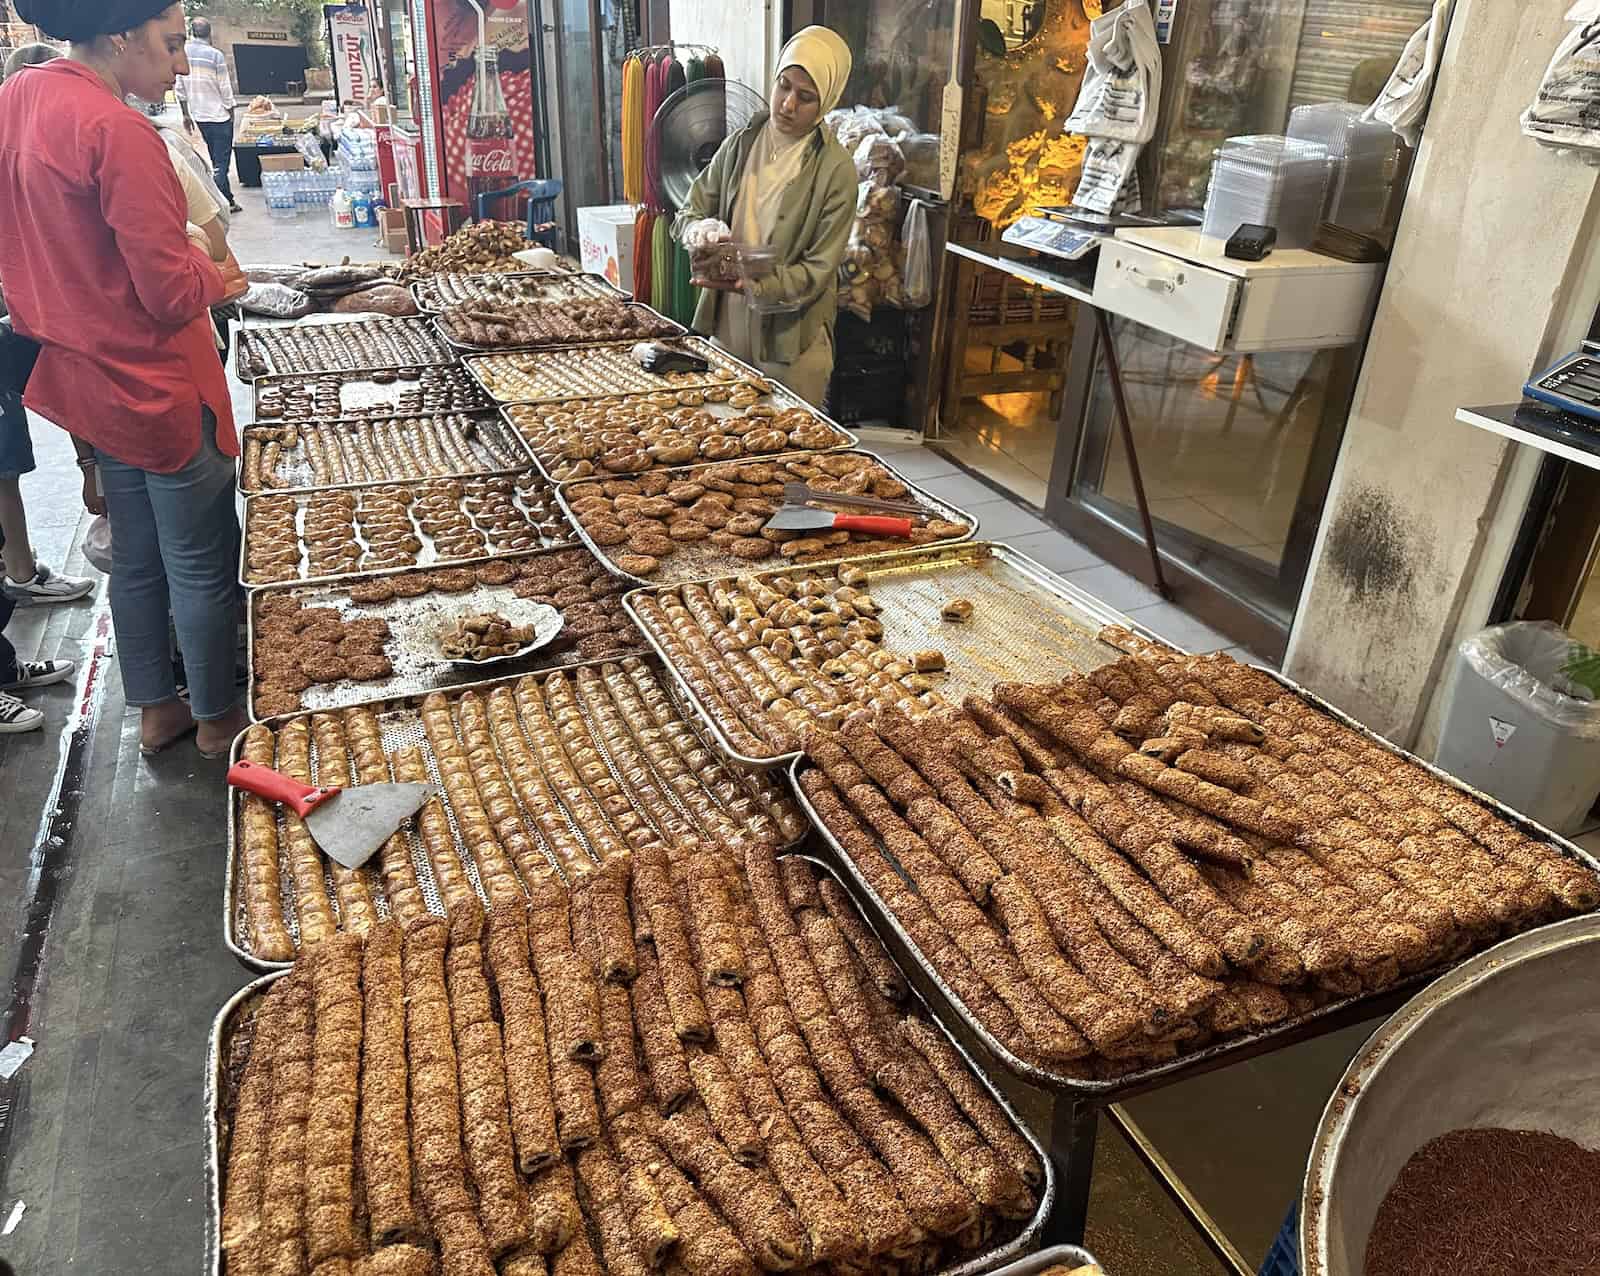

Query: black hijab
15;0;176;43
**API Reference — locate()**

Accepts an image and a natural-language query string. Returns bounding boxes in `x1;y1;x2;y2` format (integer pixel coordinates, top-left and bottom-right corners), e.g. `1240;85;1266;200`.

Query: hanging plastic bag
84;515;113;575
1522;2;1600;159
1063;0;1162;145
1363;0;1454;148
901;199;931;309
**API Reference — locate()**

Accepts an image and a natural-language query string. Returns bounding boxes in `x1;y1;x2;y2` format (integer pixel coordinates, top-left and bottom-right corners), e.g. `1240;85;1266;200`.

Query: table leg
1043;1097;1099;1246
1095;308;1172;600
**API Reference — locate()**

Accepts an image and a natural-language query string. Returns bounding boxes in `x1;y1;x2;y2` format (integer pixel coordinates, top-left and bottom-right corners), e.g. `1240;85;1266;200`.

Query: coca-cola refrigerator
411;0;537;219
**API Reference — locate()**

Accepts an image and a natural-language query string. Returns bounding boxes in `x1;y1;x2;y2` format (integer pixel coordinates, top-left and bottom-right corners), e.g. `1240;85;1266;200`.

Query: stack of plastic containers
1199;135;1331;250
1287;102;1395;235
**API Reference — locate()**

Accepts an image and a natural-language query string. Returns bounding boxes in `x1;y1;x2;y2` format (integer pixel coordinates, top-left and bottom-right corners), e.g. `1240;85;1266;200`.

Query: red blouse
0;60;234;472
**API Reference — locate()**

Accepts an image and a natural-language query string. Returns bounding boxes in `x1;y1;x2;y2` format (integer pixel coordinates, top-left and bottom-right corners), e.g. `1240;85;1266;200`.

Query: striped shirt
176;40;236;123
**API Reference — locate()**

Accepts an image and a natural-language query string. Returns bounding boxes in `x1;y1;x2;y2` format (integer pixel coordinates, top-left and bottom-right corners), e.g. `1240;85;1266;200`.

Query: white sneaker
2;563;95;607
0;691;42;733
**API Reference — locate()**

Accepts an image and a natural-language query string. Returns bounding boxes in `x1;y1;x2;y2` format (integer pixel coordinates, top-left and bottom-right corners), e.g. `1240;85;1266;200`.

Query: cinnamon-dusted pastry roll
685;1050;762;1165
306;933;365;1264
574;1142;654;1276
524;1161;582;1254
571;885;646;1119
572;852;638;984
273;718;339;947
310;714;380;937
360;923;424;1247
394;745;475;912
685;850;745;987
549;1230;603;1276
259;972;315;1276
630;853;710;1043
343;707;429;925
631;943;693;1114
525;869;602;1062
445;903;530;1257
817;877;905;1003
238;724;296;961
484;902;560;1174
419;692;522;903
221;978;290;1270
400;916;494;1276
355;1246;437;1276
658;1107;807;1271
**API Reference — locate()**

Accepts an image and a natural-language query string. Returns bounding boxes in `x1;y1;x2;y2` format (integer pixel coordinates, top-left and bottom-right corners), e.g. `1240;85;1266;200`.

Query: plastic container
1287;102;1395;235
351;191;375;229
1433;621;1600;834
1200;134;1331;249
330;188;355;230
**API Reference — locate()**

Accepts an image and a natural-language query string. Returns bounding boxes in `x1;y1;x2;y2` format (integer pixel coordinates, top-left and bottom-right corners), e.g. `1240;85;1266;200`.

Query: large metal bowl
1301;913;1600;1276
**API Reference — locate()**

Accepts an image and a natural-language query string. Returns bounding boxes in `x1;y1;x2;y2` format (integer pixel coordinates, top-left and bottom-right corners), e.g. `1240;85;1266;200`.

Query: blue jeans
96;410;240;720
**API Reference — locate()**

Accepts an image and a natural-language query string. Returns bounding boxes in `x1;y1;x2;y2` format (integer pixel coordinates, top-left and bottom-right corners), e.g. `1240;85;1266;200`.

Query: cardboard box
578;204;639;295
259;153;306;173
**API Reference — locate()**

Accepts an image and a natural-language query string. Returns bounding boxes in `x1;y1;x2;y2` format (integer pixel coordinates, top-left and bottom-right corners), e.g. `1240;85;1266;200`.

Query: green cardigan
673;113;857;365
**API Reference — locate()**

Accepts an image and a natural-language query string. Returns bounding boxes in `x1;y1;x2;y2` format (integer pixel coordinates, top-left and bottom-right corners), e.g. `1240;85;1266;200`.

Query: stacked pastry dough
508;398;846;482
220;845;1043;1276
438;298;681;350
233;659;805;961
797;638;1600;1079
241;414;526;492
239;317;453;378
565;455;969;581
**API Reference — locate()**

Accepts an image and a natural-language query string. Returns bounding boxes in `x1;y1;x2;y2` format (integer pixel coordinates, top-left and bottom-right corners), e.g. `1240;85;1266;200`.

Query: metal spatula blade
781;482;926;516
764;505;914;537
227;759;434;870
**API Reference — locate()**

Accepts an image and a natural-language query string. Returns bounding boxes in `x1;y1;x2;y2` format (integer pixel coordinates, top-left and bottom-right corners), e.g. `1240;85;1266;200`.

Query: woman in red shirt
1;1;246;755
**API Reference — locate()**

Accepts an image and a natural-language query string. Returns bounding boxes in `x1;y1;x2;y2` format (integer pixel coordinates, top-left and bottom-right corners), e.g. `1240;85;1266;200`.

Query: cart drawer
1092;239;1240;352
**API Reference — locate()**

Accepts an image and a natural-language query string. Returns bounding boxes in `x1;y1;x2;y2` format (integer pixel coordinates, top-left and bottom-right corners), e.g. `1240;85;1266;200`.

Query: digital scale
1524;341;1600;425
1000;215;1103;262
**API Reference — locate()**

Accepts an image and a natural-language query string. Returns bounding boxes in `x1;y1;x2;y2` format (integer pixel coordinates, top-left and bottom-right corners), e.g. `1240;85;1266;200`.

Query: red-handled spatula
227;758;435;871
763;506;914;537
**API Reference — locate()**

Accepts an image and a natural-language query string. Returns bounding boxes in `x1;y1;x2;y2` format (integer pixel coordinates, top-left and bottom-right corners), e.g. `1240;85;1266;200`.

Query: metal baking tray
431;302;687;355
624;541;1137;769
558;449;979;589
789;665;1600;1100
224;657;808;967
239;477;572;588
461;335;763;405
250;366;494;421
239;411;536;494
236;317;454;380
205;861;1058;1276
245;547;645;720
410;269;623;313
988;1244;1104;1274
504;383;858;484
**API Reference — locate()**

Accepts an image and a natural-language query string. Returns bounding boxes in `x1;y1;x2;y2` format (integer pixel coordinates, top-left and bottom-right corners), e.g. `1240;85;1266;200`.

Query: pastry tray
790;665;1600;1100
504;383;858;484
205;858;1057;1276
461;335;764;405
239;411;536;493
245;547;646;720
431;303;687;354
239;478;573;588
624;541;1137;769
410;268;623;313
557;449;979;588
250;367;495;421
224;656;807;967
236;317;455;380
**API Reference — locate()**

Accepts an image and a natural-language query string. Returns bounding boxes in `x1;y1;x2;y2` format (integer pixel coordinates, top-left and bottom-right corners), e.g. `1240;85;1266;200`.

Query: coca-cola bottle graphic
466;43;518;218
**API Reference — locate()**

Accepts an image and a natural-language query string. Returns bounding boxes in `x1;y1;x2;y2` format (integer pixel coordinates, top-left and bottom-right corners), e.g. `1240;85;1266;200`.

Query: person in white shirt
175;16;241;212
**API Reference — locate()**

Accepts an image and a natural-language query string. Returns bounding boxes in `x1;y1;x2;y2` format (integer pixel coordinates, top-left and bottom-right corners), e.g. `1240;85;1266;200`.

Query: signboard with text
325;3;378;106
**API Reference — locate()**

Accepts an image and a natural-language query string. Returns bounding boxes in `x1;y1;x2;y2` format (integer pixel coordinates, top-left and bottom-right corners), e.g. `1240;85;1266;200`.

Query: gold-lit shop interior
928;0;1433;655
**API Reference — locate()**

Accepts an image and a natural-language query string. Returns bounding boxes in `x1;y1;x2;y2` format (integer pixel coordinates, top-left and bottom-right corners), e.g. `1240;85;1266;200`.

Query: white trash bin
1434;621;1600;835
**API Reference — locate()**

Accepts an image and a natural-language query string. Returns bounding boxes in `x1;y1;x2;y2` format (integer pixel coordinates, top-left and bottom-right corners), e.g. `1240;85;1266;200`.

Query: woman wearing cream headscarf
675;26;855;407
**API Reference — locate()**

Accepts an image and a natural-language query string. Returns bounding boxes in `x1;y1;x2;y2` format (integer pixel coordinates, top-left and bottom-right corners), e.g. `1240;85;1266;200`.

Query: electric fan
653;78;767;211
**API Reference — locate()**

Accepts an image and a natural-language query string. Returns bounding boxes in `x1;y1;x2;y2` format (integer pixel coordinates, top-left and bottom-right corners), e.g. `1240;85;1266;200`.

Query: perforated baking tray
236;317;454;379
462;336;764;404
625;541;1134;768
245;548;646;720
791;666;1600;1099
431;302;686;354
558;450;979;588
239;411;535;493
205;858;1059;1276
503;384;857;483
224;657;810;967
410;269;623;313
250;366;494;421
239;477;572;588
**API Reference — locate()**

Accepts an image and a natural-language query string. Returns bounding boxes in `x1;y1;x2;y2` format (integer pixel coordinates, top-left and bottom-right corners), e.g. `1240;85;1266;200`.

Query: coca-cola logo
467;146;516;175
